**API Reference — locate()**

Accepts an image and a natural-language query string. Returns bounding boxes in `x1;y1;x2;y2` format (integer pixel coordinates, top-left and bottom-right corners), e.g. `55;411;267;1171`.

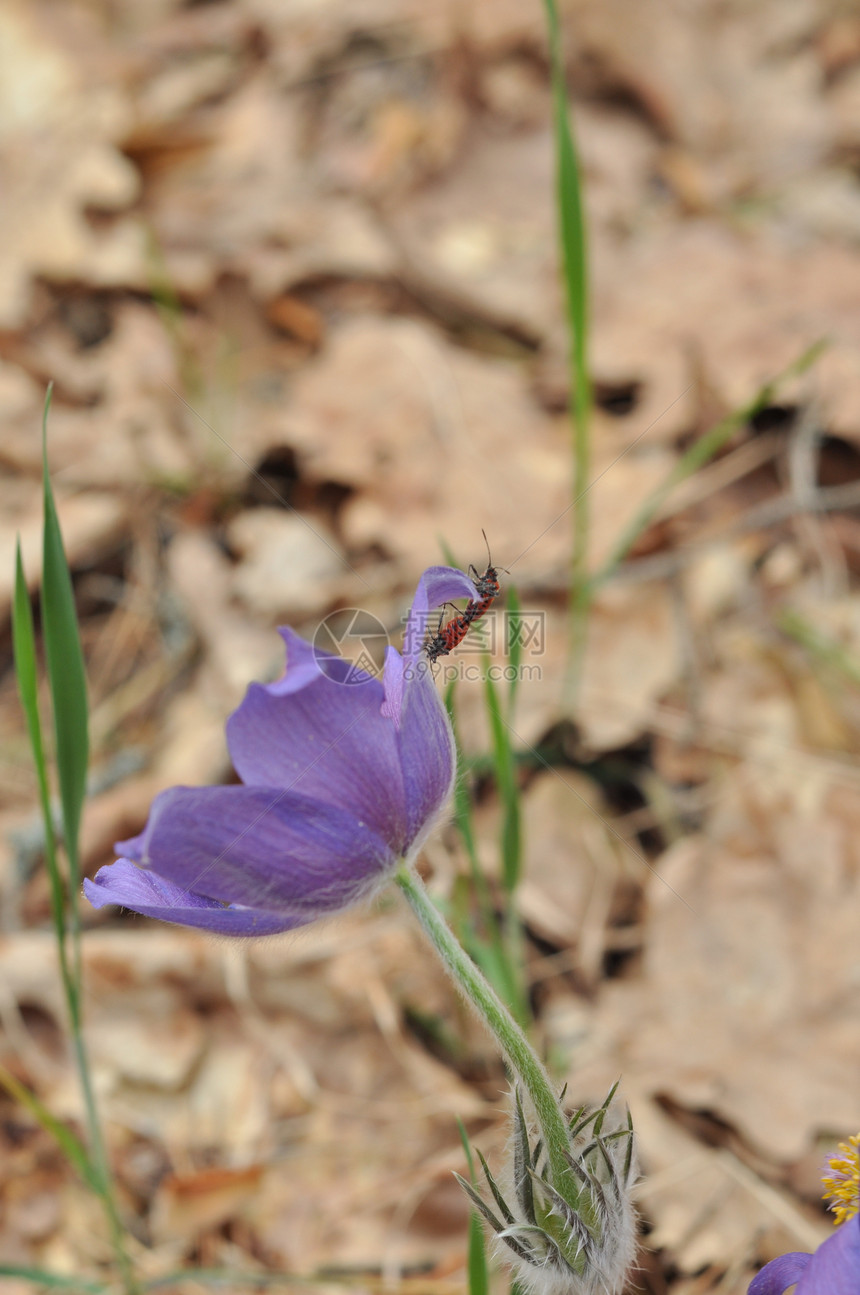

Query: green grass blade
543;0;590;447
445;682;525;1018
592;339;828;588
0;1266;106;1293
543;0;593;690
467;1203;490;1295
12;540;68;955
445;678;483;879
0;1063;98;1191
40;388;90;890
483;671;521;894
437;533;459;569
481;668;529;1025
457;1116;478;1183
505;585;523;721
456;1121;491;1295
145;227;204;402
779;606;860;688
16;419;139;1295
468;932;523;1017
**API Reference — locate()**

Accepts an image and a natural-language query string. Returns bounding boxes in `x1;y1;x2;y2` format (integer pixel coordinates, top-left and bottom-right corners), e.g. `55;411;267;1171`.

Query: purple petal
114;825;146;861
262;627;377;696
749;1252;812;1294
111;784;398;913
380;646;404;727
749;1216;860;1295
402;565;480;665
796;1215;860;1293
227;628;407;848
84;860;301;936
397;658;455;847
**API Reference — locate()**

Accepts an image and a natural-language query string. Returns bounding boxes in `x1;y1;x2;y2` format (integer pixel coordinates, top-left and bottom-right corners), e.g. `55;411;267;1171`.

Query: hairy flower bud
457;1085;637;1295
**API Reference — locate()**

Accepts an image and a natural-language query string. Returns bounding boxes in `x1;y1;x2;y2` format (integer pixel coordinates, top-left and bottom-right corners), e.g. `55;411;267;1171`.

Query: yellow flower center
822;1133;860;1226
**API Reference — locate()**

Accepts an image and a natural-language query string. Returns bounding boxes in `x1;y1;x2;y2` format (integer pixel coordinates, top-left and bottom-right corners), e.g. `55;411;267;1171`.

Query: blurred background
1;0;860;1291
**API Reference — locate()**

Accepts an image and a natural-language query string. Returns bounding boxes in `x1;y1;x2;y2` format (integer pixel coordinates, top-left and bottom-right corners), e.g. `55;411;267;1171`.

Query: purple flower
84;566;476;936
749;1214;860;1294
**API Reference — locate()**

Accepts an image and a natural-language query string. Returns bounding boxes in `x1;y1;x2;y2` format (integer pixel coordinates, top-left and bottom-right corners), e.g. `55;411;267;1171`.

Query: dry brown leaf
517;771;631;964
19;303;190;487
0;3;144;326
151;1164;265;1246
633;1093;829;1276
278;314;685;617
92;1009;206;1094
600;826;860;1160
576;582;682;750
592;224;860;439
143;71;397;300
568;0;828;183
227;509;346;620
167;530;281;705
391;125;561;343
4;1177;62;1244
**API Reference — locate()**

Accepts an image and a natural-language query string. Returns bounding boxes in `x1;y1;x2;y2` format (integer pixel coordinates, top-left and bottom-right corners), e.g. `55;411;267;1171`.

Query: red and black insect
467;530;502;600
425;604;472;665
425;532;507;664
463;529;504;628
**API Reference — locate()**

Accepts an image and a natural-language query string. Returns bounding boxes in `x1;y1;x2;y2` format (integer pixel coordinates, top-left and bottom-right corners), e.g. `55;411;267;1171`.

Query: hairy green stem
394;863;577;1203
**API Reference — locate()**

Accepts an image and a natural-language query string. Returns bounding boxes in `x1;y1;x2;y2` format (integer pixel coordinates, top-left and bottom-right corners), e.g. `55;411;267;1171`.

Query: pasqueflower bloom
84;566;476;935
749;1134;860;1294
83;554;639;1294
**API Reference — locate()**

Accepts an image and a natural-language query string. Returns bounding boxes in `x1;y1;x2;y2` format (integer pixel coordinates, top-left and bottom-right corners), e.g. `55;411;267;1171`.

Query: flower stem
394;863;577;1202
